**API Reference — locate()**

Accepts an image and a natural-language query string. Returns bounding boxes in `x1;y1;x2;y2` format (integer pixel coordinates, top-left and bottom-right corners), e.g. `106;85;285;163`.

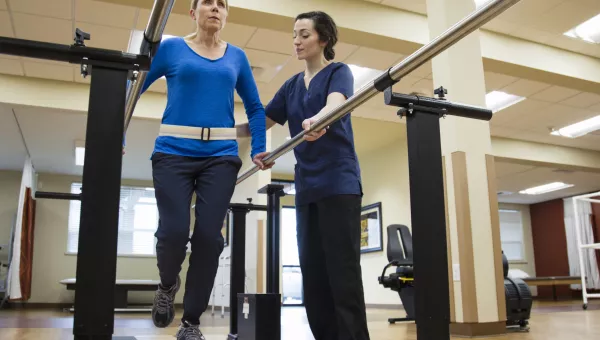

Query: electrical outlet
453;264;460;282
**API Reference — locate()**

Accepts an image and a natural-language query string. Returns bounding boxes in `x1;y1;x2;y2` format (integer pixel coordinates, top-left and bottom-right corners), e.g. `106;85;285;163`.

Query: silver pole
237;0;521;184
123;0;177;133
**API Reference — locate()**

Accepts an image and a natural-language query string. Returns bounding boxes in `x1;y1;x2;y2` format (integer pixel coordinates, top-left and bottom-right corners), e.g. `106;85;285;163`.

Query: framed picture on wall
360;202;383;254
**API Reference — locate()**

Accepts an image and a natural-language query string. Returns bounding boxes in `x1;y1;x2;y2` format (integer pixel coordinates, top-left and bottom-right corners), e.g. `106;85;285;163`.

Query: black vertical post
259;184;285;294
406;110;451;340
73;66;129;340
228;205;249;340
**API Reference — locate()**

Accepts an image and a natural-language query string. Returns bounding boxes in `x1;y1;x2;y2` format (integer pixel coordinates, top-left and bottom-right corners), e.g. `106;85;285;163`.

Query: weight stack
237;293;281;340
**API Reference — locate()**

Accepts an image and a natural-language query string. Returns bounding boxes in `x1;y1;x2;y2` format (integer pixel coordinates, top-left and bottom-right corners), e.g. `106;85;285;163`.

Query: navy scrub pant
296;194;371;340
151;152;242;325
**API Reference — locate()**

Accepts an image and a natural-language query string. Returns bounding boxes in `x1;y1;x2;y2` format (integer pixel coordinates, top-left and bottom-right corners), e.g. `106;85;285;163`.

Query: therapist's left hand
302;117;327;142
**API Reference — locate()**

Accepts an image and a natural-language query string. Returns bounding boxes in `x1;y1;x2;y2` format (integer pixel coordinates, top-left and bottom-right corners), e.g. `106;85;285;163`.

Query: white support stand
572;191;600;310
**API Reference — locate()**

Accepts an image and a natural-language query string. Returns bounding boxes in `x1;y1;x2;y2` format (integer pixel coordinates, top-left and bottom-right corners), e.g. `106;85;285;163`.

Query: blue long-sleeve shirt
141;37;266;159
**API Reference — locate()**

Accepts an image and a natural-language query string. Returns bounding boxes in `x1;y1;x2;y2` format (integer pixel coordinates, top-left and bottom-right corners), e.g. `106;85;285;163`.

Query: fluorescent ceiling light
564;14;600;44
485;91;526;112
348;64;383;90
551;114;600;138
519;182;574;195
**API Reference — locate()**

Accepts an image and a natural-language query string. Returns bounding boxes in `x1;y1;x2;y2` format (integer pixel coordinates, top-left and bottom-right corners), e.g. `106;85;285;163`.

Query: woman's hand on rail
253;152;274;170
302;117;327;141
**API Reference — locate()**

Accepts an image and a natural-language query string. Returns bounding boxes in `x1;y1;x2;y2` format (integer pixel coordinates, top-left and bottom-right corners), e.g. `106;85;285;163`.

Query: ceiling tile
147;77;166;93
410;61;432;79
333;42;359;63
8;0;72;20
263;57;305;94
500;78;551;97
496;0;563;24
75;0;137;30
536;104;597;131
490;98;553;128
246;29;293;55
531;1;599;35
482;19;518;36
508;24;556;44
0;11;13;37
530;85;581;103
245;49;291;83
12;13;73;45
494;161;536;179
410;78;434;96
484;72;518;92
560;92;600;109
588;103;600;113
0;58;24;76
381;0;427;15
74;22;132;51
21;57;67;66
391;75;422;94
137;9;194;37
344;47;402;71
23;61;74;82
220;23;257;48
489;125;523;139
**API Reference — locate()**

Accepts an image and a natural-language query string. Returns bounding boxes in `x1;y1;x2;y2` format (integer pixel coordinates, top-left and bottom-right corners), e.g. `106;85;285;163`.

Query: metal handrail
236;0;522;184
123;0;177;133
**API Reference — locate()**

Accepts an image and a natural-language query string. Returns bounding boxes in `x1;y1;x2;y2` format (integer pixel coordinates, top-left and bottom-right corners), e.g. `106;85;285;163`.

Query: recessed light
519;182;574;195
485;91;526;112
564;14;600;44
551;114;600;138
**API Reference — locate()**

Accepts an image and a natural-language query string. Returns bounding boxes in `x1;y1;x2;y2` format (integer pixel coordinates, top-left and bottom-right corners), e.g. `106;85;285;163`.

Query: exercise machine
503;251;532;331
378;225;415;324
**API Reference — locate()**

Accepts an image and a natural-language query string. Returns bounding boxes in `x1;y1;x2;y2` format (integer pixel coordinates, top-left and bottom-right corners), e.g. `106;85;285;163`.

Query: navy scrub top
265;62;363;206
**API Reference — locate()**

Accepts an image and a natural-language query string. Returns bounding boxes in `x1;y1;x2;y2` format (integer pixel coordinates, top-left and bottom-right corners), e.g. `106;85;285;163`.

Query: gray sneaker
176;321;206;340
152;275;180;328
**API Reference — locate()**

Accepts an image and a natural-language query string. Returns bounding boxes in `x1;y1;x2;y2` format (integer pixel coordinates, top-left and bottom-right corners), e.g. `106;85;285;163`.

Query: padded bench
60;278;159;312
522;276;582;301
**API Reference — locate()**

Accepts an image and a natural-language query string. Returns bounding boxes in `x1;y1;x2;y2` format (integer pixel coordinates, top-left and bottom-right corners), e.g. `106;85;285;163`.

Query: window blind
68;183;159;256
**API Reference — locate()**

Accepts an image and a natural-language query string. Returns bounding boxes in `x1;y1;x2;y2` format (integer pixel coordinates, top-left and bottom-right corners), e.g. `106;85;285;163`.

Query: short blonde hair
191;0;229;10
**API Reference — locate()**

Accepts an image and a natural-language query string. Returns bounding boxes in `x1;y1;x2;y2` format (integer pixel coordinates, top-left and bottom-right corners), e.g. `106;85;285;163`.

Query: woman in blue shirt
137;1;269;339
265;11;370;340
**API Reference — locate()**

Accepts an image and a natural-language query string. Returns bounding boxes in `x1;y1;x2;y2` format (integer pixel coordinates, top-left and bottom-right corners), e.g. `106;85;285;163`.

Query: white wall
357;124;411;306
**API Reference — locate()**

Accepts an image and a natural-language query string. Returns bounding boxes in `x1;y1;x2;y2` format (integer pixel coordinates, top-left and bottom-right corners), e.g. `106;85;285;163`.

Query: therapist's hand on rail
253;152;275;170
302;117;327;142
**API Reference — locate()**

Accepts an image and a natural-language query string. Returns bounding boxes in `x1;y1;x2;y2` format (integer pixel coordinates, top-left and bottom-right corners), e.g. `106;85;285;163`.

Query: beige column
425;0;506;337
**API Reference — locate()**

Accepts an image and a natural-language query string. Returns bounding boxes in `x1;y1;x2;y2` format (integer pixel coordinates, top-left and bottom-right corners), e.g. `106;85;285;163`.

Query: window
68;183;160;256
499;209;525;261
281;206;303;305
